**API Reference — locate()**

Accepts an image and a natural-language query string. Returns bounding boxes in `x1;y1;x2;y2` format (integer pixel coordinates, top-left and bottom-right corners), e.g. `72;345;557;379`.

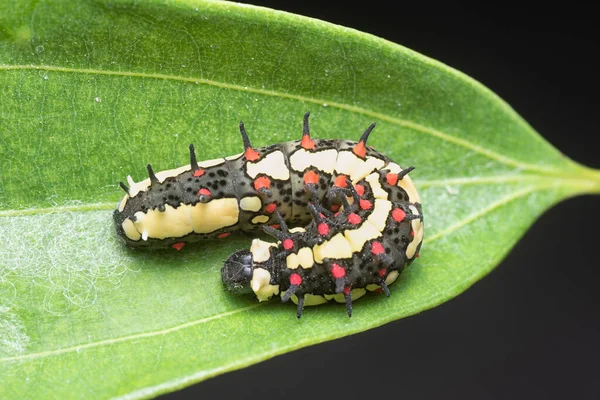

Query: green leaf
0;0;598;398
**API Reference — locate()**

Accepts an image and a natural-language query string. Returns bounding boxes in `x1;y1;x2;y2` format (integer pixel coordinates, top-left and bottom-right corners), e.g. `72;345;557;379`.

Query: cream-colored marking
385;270;400;286
365;172;389;199
289;227;306;233
129;199;239;240
250;239;277;263
245;151;290;180
366;284;380;291
406;205;424;258
324;288;367;303
297;247;314;269
240;196;262;212
312;233;353;263
251;215;270;224
121;219;141;240
290;294;328;306
335;151;385;182
250;268;280;302
118;195;129;212
225;152;243;161
344;221;381;252
289;148;337;173
398;175;421;203
286;253;300;270
367;199;392;231
385;162;402;174
126;175;136;187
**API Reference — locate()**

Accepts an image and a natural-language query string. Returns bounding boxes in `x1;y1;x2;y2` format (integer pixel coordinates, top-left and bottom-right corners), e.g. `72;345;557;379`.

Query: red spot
392;208;406;222
359;199;372;210
290;273;302;285
386;172;399;186
303;170;319;185
334;211;341;217
331;263;345;279
343;286;352;295
317;222;330;236
172;242;185;251
330;204;340;212
269;224;280;229
347;213;361;225
378;268;387;277
319;212;326;219
245;147;260;161
375;288;384;294
334;175;348;188
353;141;366;158
355;184;365;196
265;203;277;213
198;188;211;197
193;169;205;177
301;135;315;150
217;232;231;239
283;238;294;250
410;230;415;237
416;253;420;258
253;176;271;191
371;241;385;255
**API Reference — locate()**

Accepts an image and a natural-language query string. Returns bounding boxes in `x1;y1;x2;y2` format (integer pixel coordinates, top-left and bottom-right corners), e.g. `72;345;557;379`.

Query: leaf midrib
0;182;557;365
0;64;565;175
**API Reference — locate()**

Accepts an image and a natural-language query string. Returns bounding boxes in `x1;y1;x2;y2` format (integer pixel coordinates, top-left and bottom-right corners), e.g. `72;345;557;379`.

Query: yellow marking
367;199;392;231
398;174;421;203
297;247;314;269
289;148;337;173
290;294;328;306
324;288;367;303
344;221;381;252
385;270;400;286
250;268;280;302
406;205;424;258
365;172;389;199
289;227;306;233
240;196;262;212
335;151;386;182
366;284;380;291
250;239;277;263
121;218;141;241
131;199;239;240
312;233;353;263
286;253;300;269
251;215;270;224
245;151;290;180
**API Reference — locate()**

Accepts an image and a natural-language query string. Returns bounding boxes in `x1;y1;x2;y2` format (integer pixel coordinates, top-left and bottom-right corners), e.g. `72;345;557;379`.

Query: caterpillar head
221;250;254;294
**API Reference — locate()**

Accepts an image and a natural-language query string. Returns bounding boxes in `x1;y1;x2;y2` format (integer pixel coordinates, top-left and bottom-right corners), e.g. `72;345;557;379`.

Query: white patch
289;227;306;233
366;284;380;291
365;172;389;199
118;195;129;212
312;233;353;263
289;148;337;173
324;288;367;303
367;199;392;231
130;199;239;240
385;270;400;286
406;205;424;258
286;253;300;269
251;215;270;224
121;218;141;241
344;222;381;253
240;196;262;212
297;247;314;269
245;151;290;180
335;151;386;182
290;294;328;306
250;239;277;263
250;268;279;301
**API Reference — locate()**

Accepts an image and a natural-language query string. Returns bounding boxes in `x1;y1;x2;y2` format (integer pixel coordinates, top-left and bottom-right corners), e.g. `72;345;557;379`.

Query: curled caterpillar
114;112;423;317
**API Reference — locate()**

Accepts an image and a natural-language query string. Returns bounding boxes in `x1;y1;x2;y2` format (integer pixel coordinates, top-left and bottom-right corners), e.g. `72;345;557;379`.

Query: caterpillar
114;112;424;317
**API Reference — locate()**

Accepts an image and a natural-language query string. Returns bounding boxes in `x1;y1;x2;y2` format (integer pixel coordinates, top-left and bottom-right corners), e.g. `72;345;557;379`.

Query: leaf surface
1;1;599;398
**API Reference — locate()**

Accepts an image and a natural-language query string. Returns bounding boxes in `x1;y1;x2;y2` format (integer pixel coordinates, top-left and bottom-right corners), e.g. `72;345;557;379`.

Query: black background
164;3;600;399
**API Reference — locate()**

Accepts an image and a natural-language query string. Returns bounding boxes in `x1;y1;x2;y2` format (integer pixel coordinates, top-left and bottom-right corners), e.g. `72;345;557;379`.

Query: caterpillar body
114;112;424;317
